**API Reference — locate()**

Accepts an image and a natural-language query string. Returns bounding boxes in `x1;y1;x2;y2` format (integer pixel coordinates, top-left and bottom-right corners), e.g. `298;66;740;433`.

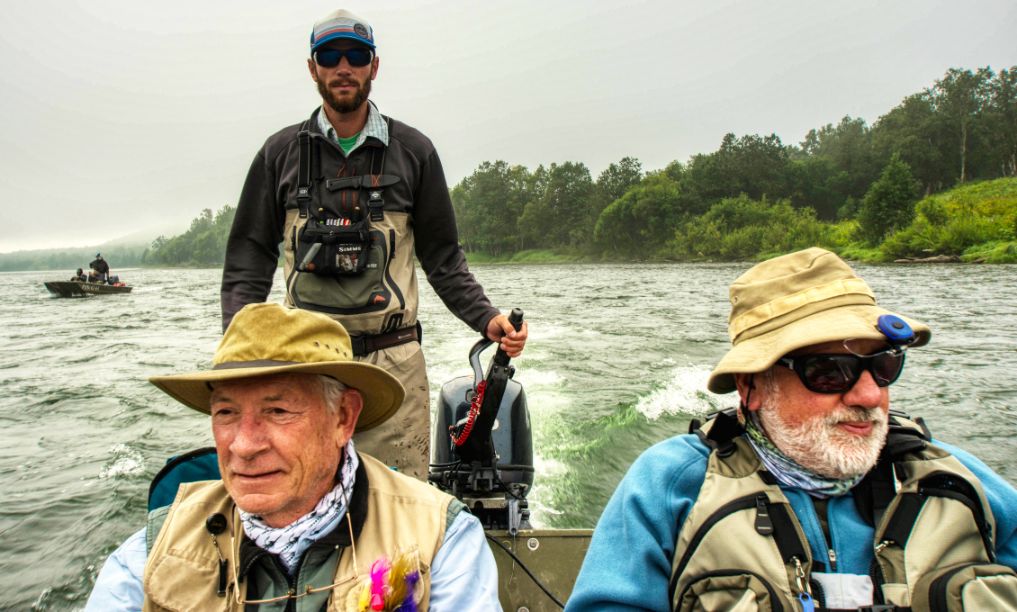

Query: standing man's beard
318;76;372;114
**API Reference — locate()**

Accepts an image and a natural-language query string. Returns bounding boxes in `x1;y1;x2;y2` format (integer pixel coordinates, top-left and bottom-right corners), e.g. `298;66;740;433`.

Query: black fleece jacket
220;108;497;333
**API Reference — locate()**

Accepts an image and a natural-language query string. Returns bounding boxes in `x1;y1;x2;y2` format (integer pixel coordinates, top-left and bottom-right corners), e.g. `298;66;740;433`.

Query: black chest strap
296;118;398;222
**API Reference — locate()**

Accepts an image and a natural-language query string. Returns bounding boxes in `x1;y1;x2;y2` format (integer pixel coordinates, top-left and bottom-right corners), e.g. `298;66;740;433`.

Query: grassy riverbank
465;177;1017;265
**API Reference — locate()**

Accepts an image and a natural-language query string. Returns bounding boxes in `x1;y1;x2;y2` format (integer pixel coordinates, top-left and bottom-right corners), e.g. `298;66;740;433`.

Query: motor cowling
431;374;533;490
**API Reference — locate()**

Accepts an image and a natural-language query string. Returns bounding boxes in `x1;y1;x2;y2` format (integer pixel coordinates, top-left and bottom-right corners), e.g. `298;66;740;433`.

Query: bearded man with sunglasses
221;9;527;482
567;248;1017;611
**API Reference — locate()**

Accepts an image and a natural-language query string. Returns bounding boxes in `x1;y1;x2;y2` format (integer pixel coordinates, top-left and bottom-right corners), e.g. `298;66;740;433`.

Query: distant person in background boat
219;9;527;481
84;303;500;611
89;253;110;283
70;268;86;282
567;248;1017;611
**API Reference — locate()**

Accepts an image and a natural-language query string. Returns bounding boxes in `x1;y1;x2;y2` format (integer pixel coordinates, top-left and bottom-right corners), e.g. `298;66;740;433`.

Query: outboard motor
430;309;533;534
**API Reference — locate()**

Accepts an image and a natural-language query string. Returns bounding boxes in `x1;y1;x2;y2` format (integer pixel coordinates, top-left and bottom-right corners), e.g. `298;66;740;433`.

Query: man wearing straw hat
86;303;501;610
568;248;1017;611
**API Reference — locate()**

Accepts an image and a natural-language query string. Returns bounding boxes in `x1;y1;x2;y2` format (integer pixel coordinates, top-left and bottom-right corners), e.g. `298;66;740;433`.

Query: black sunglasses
776;348;906;394
313;47;374;68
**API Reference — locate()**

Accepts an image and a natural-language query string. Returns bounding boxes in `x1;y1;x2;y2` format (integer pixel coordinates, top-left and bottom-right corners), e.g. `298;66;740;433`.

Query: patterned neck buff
743;411;863;499
240;439;360;573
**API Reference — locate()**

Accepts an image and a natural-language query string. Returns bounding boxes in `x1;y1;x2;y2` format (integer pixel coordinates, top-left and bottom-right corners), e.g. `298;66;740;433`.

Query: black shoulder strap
296;130;314;218
852;414;931;527
693;408;744;458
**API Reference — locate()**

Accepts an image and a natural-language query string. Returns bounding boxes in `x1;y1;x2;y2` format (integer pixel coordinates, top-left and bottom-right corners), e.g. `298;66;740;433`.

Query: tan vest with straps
143;454;453;612
670;413;1014;611
284;206;418;337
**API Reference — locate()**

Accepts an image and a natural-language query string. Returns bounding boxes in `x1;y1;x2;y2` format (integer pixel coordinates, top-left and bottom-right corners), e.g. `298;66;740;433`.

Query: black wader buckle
368;189;384;221
350;335;369;357
296;186;311;218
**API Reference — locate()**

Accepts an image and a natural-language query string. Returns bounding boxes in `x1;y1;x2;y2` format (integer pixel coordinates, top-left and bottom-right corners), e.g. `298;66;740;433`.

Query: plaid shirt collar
316;101;389;154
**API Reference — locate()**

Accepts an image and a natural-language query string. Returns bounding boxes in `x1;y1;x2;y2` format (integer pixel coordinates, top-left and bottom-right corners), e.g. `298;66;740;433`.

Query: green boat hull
487;528;592;611
44;280;133;297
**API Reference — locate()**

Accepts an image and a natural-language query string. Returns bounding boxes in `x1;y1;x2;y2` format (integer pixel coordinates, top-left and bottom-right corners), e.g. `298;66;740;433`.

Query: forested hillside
141;206;237;267
452;66;1017;262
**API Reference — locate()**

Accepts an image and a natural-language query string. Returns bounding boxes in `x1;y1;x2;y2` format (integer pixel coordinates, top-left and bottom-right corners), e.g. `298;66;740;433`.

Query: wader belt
350;324;420;357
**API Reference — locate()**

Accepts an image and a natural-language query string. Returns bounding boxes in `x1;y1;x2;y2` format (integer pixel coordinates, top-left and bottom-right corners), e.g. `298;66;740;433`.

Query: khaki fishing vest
670;413;1016;611
143;454;453;611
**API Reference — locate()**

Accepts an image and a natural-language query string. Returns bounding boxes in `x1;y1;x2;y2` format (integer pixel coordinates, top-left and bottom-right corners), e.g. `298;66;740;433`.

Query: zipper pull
754;494;774;535
793;556;812;598
793;555;815;610
797;592;815;612
828;548;838;572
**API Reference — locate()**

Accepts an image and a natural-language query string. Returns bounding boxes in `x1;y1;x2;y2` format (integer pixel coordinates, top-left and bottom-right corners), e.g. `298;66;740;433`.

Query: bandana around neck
743;410;863;499
240;439;360;573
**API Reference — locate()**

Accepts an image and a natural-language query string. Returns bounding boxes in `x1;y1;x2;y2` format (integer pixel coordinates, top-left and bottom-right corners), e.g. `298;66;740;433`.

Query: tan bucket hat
149;303;404;432
707;248;930;394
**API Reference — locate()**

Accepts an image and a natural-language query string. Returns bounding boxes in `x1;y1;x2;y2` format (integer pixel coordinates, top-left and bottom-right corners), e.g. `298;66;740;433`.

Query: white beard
758;399;888;480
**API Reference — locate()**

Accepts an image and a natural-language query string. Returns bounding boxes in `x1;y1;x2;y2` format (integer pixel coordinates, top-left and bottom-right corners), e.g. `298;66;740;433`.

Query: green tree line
0;246;147;273
453;66;1017;262
142;206;237;266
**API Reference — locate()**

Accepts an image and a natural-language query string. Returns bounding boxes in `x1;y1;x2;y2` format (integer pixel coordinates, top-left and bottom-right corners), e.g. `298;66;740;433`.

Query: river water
2;263;1016;609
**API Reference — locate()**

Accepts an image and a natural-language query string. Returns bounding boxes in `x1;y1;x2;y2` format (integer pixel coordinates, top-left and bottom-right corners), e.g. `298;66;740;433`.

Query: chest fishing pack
292;130;400;279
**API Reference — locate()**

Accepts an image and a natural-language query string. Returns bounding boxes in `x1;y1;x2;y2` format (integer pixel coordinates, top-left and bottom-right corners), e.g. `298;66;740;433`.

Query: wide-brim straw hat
150;303;404;432
708;248;931;394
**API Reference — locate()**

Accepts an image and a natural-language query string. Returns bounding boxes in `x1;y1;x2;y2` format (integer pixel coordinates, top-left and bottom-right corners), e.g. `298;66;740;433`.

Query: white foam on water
634;365;724;420
519;368;562;387
99;443;146;479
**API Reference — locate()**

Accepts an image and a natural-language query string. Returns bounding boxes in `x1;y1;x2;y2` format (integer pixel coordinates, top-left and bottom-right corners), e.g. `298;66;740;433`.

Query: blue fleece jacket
565;434;1017;611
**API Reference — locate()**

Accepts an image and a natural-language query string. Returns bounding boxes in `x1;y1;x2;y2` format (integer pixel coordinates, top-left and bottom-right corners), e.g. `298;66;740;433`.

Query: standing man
221;9;527;480
566;248;1017;611
90;252;110;283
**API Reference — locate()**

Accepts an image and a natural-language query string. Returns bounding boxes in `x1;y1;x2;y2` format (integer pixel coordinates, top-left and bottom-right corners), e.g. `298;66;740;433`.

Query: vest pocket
674;570;783;612
288;229;394;314
911;562;1017;611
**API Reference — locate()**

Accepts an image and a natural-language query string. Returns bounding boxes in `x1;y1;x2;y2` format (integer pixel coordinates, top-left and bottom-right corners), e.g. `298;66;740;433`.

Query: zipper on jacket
827;547;838;573
808;577;826;609
869;540;891;605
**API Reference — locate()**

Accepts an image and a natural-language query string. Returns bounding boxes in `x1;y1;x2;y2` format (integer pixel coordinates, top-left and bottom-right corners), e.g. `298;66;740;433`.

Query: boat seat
148;447;220;512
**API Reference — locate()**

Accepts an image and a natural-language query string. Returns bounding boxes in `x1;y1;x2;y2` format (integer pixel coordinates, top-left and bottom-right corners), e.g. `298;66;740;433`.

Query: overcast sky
1;0;1015;252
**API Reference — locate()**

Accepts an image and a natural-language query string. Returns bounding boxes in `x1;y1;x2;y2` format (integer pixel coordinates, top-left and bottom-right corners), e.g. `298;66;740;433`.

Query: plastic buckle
296;186;311;218
349;335;368;357
368;191;384;221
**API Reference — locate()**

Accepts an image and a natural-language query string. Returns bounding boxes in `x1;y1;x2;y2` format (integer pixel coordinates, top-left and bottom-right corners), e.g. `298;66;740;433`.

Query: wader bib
282;126;430;478
669;409;1017;611
143;454;454;612
283;128;417;339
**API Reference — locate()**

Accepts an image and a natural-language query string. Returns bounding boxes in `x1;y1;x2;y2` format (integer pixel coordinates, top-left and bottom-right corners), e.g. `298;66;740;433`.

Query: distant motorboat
44;280;133;298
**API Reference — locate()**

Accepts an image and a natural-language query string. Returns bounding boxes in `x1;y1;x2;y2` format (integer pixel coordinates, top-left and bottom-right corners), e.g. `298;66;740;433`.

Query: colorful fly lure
356;551;422;612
